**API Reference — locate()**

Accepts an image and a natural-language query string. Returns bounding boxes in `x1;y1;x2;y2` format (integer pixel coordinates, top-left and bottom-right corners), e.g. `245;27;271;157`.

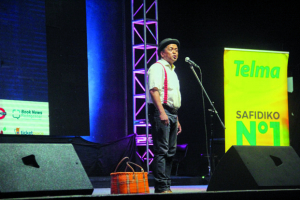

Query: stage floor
7;185;300;200
92;185;208;195
5;177;300;199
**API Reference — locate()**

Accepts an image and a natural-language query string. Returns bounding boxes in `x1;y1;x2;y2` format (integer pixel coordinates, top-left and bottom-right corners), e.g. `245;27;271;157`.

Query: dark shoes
156;189;172;193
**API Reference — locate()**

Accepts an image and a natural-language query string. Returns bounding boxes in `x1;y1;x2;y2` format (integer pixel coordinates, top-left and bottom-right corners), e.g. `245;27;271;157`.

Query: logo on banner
14;128;34;135
12;109;21;119
21;130;33;135
234;60;280;78
15;128;20;135
0;127;6;134
12;109;43;119
0;108;7;119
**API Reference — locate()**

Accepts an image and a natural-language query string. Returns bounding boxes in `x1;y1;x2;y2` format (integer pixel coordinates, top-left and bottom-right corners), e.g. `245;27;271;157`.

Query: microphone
185;57;200;69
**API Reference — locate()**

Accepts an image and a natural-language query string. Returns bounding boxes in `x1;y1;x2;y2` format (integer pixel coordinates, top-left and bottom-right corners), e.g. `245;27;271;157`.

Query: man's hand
160;111;169;126
177;120;182;135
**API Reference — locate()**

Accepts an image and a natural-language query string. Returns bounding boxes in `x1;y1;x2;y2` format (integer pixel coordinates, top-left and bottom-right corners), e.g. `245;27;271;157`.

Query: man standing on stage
147;38;182;193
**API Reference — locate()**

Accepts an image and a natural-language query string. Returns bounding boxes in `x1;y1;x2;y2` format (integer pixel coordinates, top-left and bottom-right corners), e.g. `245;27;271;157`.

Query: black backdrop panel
0;143;93;198
207;145;300;191
45;0;89;136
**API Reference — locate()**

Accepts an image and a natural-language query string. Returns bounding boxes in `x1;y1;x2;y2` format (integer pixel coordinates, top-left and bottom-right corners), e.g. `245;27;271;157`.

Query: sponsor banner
0;99;49;135
224;48;289;152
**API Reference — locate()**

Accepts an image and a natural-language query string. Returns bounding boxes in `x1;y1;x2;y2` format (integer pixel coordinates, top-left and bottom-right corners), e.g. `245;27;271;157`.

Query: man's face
160;44;179;65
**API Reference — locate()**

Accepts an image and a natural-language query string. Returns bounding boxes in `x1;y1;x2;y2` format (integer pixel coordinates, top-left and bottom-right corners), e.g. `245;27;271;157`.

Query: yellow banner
224;48;289;152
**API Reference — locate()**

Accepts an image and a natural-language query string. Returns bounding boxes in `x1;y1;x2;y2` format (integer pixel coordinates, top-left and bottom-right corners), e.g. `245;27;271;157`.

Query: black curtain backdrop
73;134;139;176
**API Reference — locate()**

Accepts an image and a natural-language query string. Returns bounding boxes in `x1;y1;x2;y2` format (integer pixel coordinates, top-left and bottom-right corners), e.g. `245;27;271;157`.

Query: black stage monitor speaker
0;143;93;198
207;145;300;191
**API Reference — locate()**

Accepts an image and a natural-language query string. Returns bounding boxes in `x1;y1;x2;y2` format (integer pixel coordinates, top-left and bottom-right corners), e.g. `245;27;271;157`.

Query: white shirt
147;59;181;109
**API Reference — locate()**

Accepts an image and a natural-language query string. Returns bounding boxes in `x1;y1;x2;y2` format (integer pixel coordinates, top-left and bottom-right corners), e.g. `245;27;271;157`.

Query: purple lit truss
131;0;158;171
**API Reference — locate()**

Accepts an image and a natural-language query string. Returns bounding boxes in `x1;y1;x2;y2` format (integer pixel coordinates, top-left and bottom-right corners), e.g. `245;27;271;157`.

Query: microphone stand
208;108;215;175
189;65;225;179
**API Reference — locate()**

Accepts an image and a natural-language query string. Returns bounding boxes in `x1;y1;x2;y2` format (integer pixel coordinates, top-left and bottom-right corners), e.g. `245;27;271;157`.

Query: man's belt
163;104;178;115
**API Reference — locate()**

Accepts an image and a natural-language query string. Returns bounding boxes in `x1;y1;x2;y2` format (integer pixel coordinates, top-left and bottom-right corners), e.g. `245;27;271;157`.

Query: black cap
158;38;180;53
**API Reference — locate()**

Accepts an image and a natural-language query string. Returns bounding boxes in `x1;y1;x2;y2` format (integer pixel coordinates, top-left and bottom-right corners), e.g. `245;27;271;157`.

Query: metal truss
131;0;158;172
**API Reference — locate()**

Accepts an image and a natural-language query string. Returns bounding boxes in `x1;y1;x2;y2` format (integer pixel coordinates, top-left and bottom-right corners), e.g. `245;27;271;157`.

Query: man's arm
149;87;169;126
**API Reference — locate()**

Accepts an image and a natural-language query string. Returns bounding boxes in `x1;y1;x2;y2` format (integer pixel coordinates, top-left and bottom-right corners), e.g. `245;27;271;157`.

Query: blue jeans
149;108;178;193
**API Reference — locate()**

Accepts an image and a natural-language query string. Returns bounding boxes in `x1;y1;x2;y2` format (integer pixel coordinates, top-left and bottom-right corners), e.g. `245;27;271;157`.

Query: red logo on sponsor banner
0;108;7;120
